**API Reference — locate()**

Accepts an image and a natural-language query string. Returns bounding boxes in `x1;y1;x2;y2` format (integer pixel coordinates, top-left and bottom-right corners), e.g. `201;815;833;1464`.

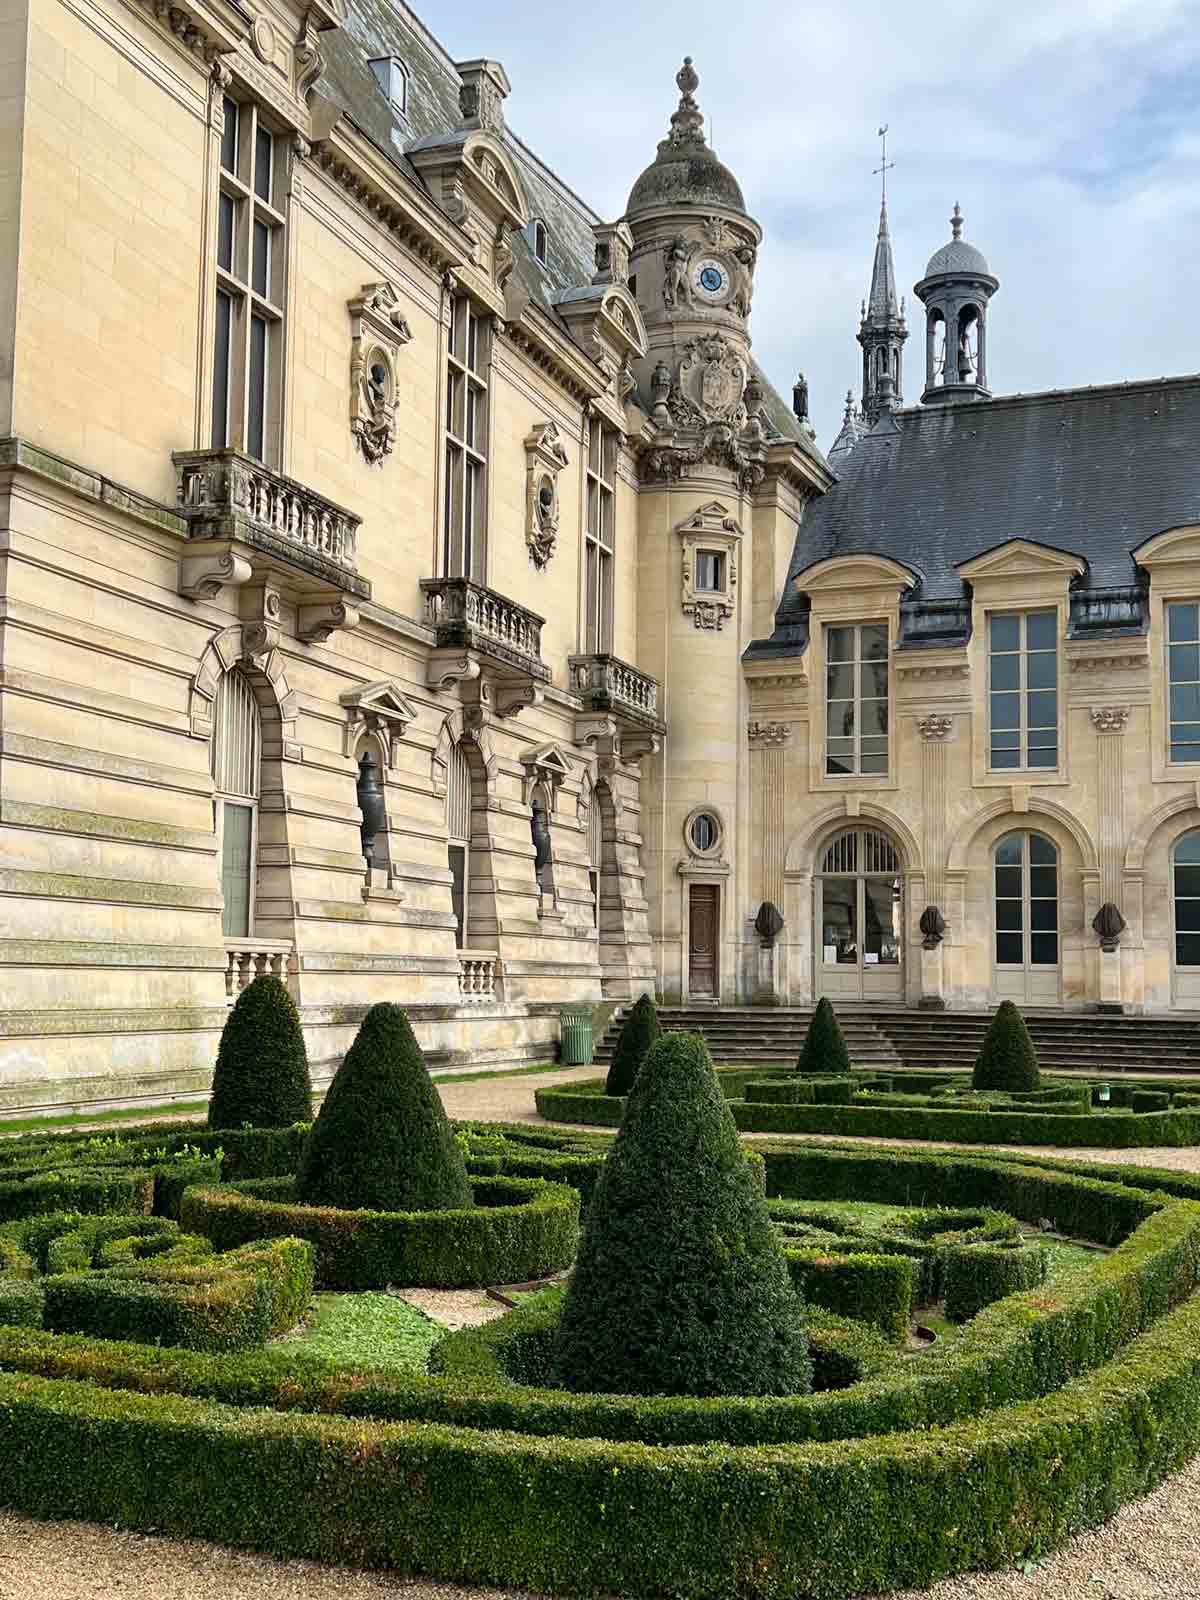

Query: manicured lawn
279;1292;444;1373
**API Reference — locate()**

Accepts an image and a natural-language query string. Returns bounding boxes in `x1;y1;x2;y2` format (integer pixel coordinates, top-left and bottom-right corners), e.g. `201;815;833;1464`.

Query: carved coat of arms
674;334;746;426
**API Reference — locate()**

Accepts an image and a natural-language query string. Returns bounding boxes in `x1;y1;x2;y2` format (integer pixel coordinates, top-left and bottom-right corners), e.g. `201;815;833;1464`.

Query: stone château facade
1;0;1198;1113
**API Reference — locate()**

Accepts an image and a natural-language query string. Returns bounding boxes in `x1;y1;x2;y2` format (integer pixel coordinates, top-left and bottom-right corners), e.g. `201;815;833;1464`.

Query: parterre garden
0;983;1199;1597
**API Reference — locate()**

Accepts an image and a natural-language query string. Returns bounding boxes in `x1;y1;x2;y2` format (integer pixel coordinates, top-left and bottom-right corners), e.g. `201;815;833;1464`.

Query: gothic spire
857;127;908;425
866;198;899;322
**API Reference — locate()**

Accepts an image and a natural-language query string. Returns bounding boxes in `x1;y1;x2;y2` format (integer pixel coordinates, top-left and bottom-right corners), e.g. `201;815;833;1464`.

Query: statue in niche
524;420;568;569
357;359;394;463
663;235;692;309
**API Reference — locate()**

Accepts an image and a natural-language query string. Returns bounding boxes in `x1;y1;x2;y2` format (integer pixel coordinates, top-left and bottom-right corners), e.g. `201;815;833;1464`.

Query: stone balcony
421;576;551;717
569;652;665;731
173;449;370;638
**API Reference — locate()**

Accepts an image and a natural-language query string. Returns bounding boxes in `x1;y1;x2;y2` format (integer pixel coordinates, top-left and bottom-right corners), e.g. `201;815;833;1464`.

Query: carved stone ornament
1089;705;1130;733
348;283;413;465
673;333;746;427
456;59;509;134
339;679;418;769
524;422;569;569
748;721;791;745
677;501;741;630
295;10;324;100
919;905;947;949
1092;902;1127;952
520;742;571;808
918;713;954;741
754;901;784;947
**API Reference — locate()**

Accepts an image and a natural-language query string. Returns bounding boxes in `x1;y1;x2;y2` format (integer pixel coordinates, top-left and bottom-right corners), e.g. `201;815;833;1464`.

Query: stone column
1091;705;1129;1011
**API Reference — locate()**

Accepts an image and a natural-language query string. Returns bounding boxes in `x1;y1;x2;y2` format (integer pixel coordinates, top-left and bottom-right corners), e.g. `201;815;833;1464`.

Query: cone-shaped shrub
296;1003;472;1213
797;996;851;1075
604;992;661;1096
973;1000;1041;1092
555;1031;810;1397
208;975;312;1130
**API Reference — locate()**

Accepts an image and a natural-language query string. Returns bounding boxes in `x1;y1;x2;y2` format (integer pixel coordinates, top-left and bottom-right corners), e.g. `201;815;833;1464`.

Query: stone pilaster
917;714;952;909
749;720;790;909
1091;705;1129;906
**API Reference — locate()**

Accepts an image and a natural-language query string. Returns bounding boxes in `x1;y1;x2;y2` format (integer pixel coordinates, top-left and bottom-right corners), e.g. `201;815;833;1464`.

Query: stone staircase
594;1006;1200;1077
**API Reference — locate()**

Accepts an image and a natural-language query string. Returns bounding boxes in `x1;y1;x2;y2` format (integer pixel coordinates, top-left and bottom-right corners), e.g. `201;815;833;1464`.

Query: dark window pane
995;900;1022;931
1029;834;1057;865
827;626;853;663
211;291;231;450
991;730;1020;750
1030;932;1059;966
991;692;1020;730
864;659;888;699
1175;832;1200;865
1026;652;1056;690
1175;899;1200;932
990;747;1020;769
1169;604;1200;644
995;835;1023;867
254;127;273;202
1027;745;1058;768
860;736;888;758
1030;898;1058;931
217;193;235;272
1174;865;1200;898
1170;645;1200;684
996;932;1023;965
861;624;888;660
1171;743;1200;764
220;98;238;172
826;752;853;776
248;314;267;460
1177;934;1200;967
1027;690;1057;729
994;866;1022;898
830;704;854;738
1025;611;1057;651
1029;868;1057;901
252;220;269;296
990;614;1020;652
826;664;854;700
861;699;888;736
990;653;1020;691
1171;685;1200;724
860;752;887;775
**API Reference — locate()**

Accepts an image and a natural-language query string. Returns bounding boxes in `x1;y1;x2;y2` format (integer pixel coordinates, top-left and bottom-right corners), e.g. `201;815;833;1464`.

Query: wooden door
689;885;719;997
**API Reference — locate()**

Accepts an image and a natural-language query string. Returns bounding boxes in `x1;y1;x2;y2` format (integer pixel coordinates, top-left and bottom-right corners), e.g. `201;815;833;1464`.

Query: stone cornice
761;439;835;499
124;0;250;70
308;98;469;278
504;308;608;407
0;436;186;540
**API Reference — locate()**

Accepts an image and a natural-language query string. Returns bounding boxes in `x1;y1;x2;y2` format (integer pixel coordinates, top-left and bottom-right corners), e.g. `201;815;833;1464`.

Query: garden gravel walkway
4;1062;1200;1597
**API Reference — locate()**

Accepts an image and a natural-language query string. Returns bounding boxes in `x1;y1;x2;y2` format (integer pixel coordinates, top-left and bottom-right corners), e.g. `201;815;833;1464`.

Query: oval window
690;812;719;853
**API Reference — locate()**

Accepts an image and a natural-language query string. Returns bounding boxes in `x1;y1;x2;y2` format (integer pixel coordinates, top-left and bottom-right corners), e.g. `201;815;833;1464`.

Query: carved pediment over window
955;538;1085;584
677;502;742;632
348;283;413;465
408;64;528;243
520;743;572;809
524;422;569;569
339;680;418;769
553;282;648;376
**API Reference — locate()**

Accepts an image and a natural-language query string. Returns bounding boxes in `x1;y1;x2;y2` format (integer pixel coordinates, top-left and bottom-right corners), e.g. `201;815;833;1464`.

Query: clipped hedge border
0;1288;1199;1598
943;1241;1048;1323
535;1079;1200;1147
784;1249;914;1342
180;1174;580;1289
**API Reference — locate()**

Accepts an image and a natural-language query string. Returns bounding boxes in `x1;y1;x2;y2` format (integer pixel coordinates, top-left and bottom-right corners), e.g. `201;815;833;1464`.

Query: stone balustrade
568;651;664;727
224;939;296;1001
457;949;499;1002
421;577;549;680
174;448;362;577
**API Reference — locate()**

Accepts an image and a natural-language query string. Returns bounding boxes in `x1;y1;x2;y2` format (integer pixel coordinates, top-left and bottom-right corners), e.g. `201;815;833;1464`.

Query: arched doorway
814;827;904;1002
992;830;1060;1005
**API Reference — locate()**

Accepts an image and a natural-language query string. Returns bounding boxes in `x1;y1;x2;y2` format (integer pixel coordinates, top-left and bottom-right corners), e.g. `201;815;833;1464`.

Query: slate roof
758;374;1200;658
318;2;807;449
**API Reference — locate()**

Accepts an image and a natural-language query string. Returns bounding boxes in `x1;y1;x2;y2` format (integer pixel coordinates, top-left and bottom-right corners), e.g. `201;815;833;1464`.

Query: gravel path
4;1063;1200;1597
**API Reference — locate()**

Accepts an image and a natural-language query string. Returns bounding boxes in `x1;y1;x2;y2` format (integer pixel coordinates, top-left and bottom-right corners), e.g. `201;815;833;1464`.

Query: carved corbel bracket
348;282;413;465
179;545;253;602
493;679;544;719
524;421;569;569
426;650;482;693
520;743;572;809
297;599;360;644
339;679;418;769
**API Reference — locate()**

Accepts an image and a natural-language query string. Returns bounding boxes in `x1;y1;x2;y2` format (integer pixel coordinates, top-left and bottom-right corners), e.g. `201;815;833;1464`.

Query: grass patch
280;1292;443;1374
433;1060;566;1086
0;1102;210;1136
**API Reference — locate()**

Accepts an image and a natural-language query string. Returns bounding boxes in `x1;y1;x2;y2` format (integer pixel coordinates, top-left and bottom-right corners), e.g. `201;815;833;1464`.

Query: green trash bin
560;1007;594;1066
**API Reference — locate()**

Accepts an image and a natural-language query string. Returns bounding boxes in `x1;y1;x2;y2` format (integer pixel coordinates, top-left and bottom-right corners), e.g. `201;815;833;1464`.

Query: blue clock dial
700;266;724;292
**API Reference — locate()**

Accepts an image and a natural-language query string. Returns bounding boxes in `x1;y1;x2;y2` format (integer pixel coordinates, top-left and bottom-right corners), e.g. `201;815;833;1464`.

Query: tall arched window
587;786;603;929
1172;831;1200;969
994;831;1058;972
210;668;261;938
446;740;472;948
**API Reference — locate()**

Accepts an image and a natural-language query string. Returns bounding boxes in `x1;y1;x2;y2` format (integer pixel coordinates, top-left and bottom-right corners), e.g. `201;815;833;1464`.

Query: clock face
692;257;729;303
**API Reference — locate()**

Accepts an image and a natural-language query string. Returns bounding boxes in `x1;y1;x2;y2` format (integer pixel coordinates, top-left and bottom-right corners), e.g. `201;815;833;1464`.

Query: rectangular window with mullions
825;623;889;776
1168;603;1200;763
443;295;490;579
584;417;617;652
989;610;1058;770
211;96;286;463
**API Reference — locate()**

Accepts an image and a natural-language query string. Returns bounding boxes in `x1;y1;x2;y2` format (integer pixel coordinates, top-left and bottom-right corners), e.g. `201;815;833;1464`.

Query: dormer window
529;218;548;265
368;56;409;116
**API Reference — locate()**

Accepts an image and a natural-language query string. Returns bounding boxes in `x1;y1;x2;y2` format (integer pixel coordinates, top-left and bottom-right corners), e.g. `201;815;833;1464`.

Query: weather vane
873;124;895;204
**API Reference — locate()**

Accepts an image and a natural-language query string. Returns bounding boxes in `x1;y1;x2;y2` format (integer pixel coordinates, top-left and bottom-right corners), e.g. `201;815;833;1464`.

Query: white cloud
425;0;1200;443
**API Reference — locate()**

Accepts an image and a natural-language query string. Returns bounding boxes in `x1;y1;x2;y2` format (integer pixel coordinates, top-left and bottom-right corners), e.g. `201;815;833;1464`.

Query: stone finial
950;202;963;240
1092;902;1127;952
668;55;705;145
455;59;510;134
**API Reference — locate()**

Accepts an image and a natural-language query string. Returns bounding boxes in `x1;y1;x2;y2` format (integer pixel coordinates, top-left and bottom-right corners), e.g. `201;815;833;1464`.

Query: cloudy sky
424;0;1199;447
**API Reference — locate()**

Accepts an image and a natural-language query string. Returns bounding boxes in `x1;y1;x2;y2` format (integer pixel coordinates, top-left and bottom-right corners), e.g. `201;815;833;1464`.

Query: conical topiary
604;992;661;1096
555;1031;810;1397
973;1000;1040;1092
208;975;313;1130
797;996;851;1075
296;1003;472;1213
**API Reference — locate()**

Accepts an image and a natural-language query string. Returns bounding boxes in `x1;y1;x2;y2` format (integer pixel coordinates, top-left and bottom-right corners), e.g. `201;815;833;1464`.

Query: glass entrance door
815;829;904;1002
992;831;1060;1006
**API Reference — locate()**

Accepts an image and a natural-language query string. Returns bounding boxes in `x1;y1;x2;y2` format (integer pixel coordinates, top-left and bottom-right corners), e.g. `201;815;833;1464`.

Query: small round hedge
973;999;1040;1092
604;992;661;1096
555;1032;810;1398
297;1003;471;1213
798;996;851;1075
208;975;312;1130
180;1174;580;1289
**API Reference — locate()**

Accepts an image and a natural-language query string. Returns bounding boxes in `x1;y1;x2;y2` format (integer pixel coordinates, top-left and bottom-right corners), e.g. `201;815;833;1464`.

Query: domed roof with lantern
920;204;996;284
626;58;747;217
